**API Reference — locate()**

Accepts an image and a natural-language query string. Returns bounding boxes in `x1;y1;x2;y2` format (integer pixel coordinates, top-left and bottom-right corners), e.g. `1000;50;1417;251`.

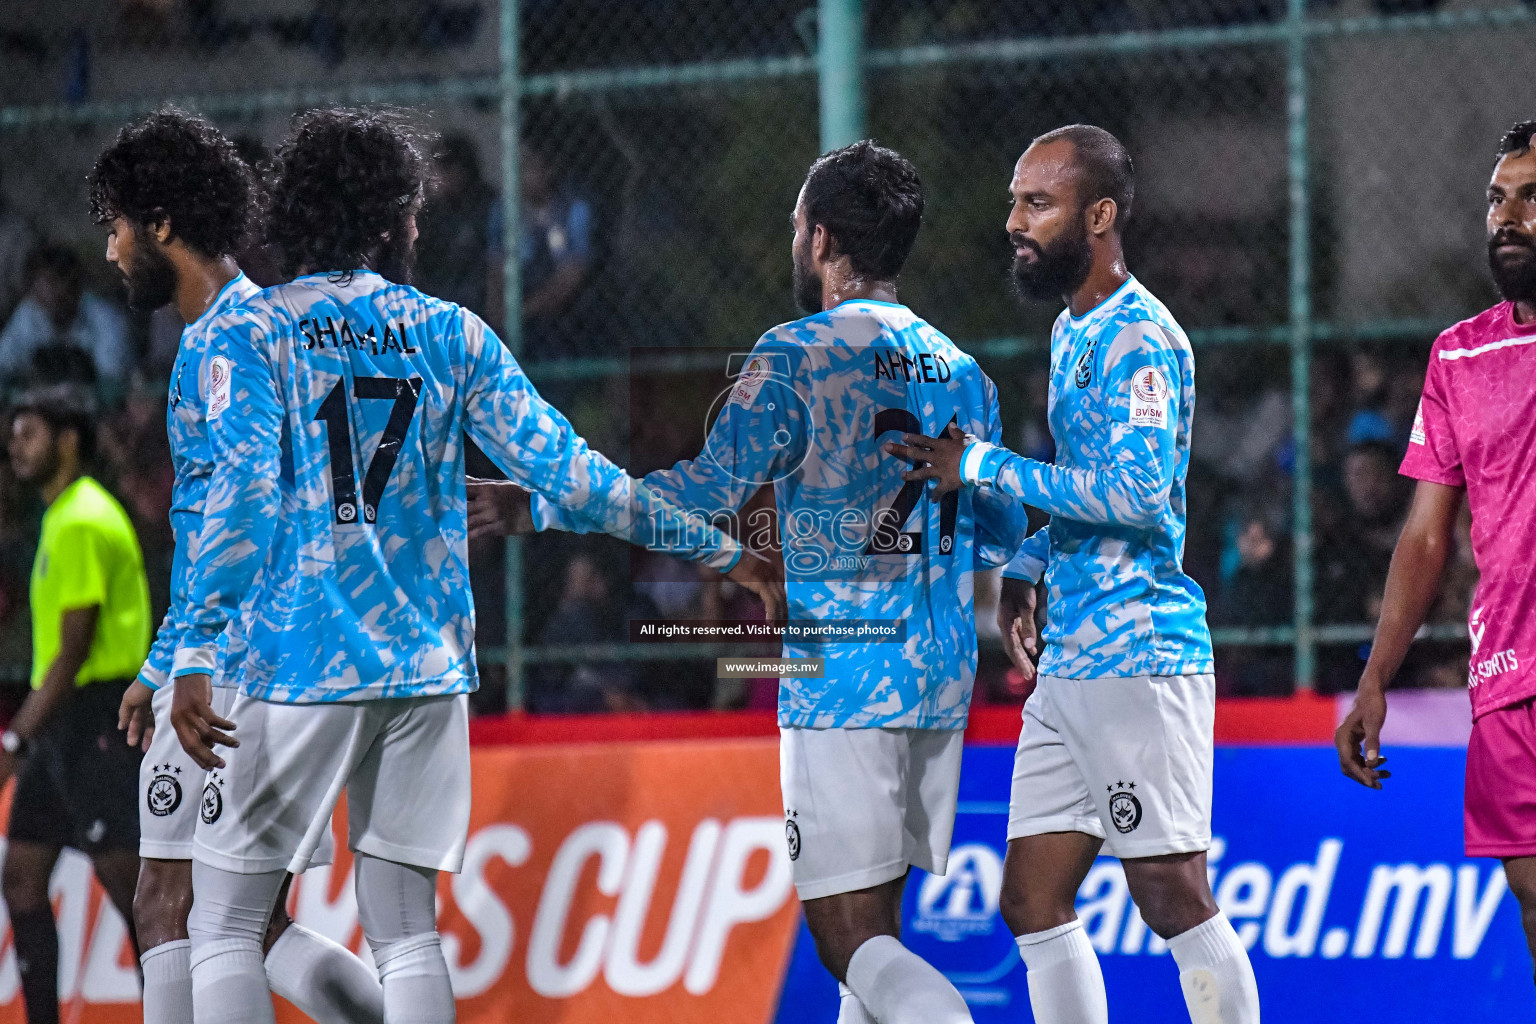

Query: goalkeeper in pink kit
1337;119;1536;980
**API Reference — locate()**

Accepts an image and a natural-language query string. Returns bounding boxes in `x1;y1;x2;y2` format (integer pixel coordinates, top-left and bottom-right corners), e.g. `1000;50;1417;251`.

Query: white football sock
1016;919;1108;1024
371;933;454;1024
1166;913;1260;1024
266;923;384;1024
191;938;274;1024
188;863;287;1024
837;982;876;1024
141;939;193;1024
844;935;972;1024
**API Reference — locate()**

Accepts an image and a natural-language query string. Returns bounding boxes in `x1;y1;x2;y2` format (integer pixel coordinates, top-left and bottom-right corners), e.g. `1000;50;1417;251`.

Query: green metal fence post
501;0;526;710
1286;0;1316;690
818;0;865;151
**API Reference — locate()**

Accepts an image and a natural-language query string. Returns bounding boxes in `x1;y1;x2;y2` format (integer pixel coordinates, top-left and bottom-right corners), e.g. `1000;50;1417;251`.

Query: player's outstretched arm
459;312;741;571
467;478;534;538
1335;480;1463;789
173;309;284;678
891;325;1179;528
527;338;804;540
971;375;1032;567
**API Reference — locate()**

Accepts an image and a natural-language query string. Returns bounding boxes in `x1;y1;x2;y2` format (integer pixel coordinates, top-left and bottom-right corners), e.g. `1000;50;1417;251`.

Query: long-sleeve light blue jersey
533;300;1029;730
174;270;739;703
138;272;261;689
963;277;1212;679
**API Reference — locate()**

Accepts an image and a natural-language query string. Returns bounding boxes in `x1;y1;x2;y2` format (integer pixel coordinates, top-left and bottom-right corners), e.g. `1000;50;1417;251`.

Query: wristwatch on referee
1;730;27;757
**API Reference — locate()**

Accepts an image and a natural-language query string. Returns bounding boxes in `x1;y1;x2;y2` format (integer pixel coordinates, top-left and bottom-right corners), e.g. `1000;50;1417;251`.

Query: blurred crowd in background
8;0;1523;715
0;125;1478;716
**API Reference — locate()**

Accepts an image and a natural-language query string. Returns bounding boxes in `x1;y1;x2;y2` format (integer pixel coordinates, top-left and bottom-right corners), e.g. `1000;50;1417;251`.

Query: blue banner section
774;745;1531;1024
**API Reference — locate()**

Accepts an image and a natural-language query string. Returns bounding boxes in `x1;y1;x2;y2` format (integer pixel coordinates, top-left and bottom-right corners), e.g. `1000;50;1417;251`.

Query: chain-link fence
0;0;1529;704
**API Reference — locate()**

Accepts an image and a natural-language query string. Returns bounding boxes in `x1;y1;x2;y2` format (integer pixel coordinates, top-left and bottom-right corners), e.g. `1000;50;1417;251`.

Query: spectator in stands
1211;511;1295;695
0;245;129;385
530;553;643;713
489;141;595;358
416;133;496;316
1314;439;1410;690
0;171;35;327
1316;440;1407;622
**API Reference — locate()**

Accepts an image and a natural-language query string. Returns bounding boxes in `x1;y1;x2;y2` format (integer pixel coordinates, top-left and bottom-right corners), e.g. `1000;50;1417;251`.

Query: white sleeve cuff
960;441;997;487
137;664;168;690
172;645;217;677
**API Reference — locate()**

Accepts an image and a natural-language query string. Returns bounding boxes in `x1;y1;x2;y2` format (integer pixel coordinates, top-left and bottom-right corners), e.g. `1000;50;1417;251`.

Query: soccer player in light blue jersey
489;141;1025;1024
95;109;384;1024
890;126;1260;1024
168;109;774;1024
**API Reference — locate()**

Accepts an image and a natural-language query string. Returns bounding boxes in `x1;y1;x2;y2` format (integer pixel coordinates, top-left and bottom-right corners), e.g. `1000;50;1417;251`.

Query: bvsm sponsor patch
1128;365;1170;428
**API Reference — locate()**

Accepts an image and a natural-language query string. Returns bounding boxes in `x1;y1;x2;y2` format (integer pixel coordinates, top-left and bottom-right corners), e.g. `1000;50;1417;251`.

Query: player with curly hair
170;107;776;1024
93;107;384;1024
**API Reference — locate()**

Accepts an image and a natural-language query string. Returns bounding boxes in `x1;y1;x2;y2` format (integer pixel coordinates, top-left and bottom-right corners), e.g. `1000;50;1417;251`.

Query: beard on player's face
1489;227;1536;305
1011;212;1093;304
123;230;177;313
792;234;823;315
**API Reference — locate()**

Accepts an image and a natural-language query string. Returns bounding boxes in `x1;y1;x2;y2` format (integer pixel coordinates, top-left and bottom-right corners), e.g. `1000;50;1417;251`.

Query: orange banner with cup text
0;737;799;1024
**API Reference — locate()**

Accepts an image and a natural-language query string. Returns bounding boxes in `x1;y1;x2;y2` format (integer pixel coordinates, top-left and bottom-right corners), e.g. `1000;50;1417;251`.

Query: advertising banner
0;733;1524;1024
778;745;1527;1023
0;738;801;1024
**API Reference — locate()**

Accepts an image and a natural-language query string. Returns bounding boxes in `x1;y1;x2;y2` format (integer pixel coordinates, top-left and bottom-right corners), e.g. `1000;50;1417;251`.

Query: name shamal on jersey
298;316;420;356
873;350;952;383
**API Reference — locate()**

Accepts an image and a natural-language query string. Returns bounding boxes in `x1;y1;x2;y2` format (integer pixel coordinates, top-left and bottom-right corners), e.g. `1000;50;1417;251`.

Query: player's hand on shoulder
997;577;1040;682
885;423;968;496
467;477;535;538
118;679;156;750
1335;686;1390;790
727;547;787;625
171;673;239;771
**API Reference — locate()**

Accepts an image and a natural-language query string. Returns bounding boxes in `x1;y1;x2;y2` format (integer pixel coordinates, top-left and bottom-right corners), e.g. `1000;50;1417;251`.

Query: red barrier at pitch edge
469;693;1341;747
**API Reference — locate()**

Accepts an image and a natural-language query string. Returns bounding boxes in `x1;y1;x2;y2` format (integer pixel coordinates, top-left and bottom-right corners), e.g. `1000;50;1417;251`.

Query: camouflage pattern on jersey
534;301;1029;730
974;277;1213;679
174;270;739;703
138;273;261;689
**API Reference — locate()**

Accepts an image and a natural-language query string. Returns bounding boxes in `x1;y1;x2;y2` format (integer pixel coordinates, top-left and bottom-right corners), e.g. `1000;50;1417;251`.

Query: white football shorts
192;691;470;875
140;684;333;867
1007;673;1215;859
779;725;965;901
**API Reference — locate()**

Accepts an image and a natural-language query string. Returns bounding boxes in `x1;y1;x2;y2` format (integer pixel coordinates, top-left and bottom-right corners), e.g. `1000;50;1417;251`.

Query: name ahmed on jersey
872;349;952;383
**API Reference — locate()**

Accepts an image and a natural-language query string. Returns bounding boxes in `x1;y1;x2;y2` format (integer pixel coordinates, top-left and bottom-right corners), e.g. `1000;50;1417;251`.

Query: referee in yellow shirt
0;384;149;1024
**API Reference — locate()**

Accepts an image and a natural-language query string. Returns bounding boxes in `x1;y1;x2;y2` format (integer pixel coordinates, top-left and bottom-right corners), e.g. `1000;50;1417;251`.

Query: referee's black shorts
9;679;142;854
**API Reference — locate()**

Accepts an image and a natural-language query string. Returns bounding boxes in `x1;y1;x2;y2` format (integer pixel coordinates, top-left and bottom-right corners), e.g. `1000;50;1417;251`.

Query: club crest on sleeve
208;356;233;420
1127;365;1170;428
1107;780;1143;833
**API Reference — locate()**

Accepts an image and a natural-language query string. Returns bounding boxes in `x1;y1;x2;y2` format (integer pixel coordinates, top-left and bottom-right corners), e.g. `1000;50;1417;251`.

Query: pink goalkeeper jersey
1401;301;1536;718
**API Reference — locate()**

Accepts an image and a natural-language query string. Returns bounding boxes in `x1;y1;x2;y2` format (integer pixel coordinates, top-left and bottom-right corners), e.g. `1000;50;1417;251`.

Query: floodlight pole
818;0;866;151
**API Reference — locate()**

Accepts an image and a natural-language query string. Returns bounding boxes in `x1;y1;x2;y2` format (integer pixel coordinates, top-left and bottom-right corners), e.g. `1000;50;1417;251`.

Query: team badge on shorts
147;764;184;817
201;773;225;824
1108;781;1142;834
785;811;802;862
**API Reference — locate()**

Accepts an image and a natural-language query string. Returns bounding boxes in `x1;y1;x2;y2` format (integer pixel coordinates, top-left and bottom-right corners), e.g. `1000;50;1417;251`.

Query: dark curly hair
88;106;256;259
1499;120;1536;157
801;140;924;281
265;107;433;279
